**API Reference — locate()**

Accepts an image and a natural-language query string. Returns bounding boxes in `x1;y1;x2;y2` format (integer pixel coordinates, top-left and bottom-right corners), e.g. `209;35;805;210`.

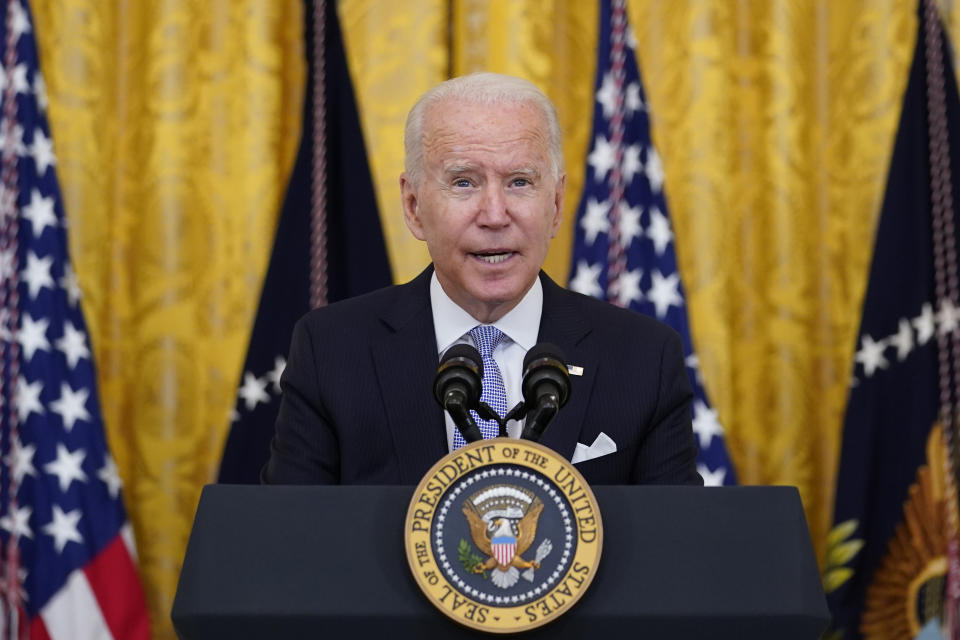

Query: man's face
400;99;565;323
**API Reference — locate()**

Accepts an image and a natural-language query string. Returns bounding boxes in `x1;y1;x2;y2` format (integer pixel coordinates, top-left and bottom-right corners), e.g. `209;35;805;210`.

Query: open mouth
472;251;515;265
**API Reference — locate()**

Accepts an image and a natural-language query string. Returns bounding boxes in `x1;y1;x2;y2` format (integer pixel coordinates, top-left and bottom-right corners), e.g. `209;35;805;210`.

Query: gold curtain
30;1;305;637
629;0;914;564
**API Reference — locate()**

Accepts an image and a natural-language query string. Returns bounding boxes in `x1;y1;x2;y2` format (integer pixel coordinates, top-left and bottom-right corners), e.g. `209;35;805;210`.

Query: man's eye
512;178;531;187
453;178;471;188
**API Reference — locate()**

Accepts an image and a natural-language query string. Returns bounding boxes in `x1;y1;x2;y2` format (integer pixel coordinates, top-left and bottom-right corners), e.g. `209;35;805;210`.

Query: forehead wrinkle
420;101;554;184
425;131;548;157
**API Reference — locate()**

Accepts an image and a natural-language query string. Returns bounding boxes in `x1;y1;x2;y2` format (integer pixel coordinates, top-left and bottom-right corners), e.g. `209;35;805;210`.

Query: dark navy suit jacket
263;267;701;486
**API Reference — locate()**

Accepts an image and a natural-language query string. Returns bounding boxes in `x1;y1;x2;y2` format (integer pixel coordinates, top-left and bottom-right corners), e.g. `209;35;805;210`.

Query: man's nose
476;184;509;227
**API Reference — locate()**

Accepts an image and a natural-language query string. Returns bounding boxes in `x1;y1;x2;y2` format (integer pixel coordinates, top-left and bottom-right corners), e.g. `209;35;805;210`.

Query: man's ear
400;172;426;240
550;173;566;238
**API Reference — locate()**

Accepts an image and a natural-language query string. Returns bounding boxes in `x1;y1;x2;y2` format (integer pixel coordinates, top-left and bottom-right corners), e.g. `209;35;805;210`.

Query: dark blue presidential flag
0;1;149;637
825;2;960;638
217;0;391;483
568;0;736;485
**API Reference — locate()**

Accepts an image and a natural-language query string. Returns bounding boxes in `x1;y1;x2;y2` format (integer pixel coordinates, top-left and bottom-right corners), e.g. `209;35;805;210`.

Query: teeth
477;253;511;264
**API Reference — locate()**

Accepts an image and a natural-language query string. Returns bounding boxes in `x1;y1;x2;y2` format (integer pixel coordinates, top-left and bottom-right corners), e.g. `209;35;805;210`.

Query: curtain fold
31;1;305;637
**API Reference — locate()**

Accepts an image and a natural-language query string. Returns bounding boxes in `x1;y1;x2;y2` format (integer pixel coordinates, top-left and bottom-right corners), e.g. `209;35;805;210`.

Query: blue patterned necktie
451;325;508;449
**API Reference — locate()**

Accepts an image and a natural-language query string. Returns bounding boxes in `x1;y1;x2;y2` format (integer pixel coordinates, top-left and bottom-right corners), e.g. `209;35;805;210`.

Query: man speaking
263;73;701;486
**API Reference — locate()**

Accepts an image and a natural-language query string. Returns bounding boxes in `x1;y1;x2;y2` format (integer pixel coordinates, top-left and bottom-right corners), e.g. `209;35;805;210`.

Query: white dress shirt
430;273;542;451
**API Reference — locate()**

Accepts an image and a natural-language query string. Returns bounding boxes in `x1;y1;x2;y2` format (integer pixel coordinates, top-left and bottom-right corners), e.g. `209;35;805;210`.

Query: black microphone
434;344;485;444
519;343;571;442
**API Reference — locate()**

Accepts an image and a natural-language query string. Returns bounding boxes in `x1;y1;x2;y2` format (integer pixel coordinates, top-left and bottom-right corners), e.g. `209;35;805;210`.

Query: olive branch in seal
458;539;487;579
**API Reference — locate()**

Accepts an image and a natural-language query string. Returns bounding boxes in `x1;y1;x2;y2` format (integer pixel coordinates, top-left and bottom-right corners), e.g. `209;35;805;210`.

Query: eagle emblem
462;484;550;589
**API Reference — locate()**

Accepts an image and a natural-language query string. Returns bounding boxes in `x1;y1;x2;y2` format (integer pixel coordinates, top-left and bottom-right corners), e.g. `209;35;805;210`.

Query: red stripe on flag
30;616;51;640
83;534;150;640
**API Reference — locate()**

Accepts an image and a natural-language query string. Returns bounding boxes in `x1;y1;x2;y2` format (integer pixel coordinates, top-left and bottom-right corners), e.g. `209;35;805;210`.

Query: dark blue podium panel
172;485;828;639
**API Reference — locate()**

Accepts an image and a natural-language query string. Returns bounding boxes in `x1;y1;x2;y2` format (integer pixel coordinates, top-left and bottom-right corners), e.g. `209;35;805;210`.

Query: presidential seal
405;438;602;633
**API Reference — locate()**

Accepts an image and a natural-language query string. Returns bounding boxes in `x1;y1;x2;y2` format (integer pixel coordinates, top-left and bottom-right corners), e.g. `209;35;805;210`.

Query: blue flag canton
568;2;735;485
0;1;128;615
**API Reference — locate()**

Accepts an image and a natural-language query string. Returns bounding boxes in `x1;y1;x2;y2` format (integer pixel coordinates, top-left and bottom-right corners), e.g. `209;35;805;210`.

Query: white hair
403;72;563;186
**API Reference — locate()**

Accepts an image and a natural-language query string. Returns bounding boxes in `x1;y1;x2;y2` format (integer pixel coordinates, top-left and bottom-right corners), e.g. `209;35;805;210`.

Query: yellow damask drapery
25;0;960;638
31;1;304;637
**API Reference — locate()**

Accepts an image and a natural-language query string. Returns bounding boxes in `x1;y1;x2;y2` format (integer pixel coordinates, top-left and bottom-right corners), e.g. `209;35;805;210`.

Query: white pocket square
570;432;617;464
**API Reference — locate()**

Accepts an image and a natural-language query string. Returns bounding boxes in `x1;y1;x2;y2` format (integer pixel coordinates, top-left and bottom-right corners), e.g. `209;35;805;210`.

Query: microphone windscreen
523;343;567;371
522;343;570;408
442;343;484;376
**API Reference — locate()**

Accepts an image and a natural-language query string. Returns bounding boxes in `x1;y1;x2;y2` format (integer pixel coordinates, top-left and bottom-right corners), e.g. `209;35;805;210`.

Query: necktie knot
469;325;506;358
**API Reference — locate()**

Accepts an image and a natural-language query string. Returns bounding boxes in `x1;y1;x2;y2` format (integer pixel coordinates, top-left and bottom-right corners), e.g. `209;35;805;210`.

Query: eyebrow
443;164;477;176
441;164;542;178
511;166;541;178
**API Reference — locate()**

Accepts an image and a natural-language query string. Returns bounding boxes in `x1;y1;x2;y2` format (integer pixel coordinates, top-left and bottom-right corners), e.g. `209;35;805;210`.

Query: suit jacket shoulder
264;267;448;485
538;273;701;485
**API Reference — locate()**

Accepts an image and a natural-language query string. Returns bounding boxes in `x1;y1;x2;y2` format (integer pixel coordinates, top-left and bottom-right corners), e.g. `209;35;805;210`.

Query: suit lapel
371;267;447;483
535;274;598;461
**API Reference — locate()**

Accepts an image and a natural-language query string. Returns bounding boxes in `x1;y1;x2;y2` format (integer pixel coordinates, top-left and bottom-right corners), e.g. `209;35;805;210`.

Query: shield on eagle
491;533;517;566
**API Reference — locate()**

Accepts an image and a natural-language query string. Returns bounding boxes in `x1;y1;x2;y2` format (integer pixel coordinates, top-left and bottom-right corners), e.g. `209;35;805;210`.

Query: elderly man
263;73;701;486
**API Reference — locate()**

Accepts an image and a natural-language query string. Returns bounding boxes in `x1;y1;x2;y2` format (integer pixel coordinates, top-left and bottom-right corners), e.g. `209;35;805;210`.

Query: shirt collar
430;272;543;354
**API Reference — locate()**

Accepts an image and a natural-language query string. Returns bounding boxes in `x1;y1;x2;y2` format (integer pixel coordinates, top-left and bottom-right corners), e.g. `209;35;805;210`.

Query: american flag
0;1;149;638
568;0;736;486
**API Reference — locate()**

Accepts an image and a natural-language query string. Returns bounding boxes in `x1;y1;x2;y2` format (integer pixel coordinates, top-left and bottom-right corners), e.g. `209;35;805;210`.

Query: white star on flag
611;268;644;307
699;464;727;487
692;400;724;449
43;443;88;493
580;197;611;246
0;505;33;540
890;318;913;361
569;260;604;298
50;382;92;431
855;334;889;377
238;371;270;410
937;298;960;336
55;320;90;368
267;356;286;393
644;146;664;193
16;376;44;421
59;262;82;306
595;72;618;120
4;436;37;485
647;269;683;318
22;250;53;298
21;188;56;237
587;135;617;182
10;0;30;38
622;143;642;184
913;303;936;345
10;63;29;96
28;127;54;176
97;455;122;499
646;206;674;255
625;82;644;115
18;312;50;360
42;505;83;554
